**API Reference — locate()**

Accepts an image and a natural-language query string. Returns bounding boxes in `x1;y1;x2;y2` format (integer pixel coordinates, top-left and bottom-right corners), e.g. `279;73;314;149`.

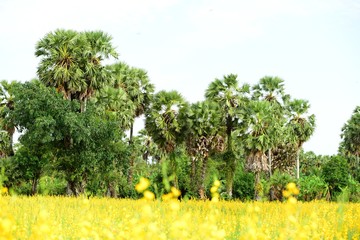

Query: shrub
322;155;350;198
298;175;329;201
232;167;254;201
268;170;296;201
39;176;67;196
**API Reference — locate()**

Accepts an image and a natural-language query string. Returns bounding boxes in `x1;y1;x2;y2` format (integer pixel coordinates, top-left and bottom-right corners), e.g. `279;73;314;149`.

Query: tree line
0;29;359;201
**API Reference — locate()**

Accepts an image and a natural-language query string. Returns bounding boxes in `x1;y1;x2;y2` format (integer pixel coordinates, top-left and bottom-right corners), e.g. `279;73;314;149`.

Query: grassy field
1;181;360;239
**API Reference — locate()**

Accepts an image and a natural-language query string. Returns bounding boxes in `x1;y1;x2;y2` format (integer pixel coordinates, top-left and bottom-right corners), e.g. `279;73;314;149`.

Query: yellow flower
170;187;181;198
288;196;297;204
286;182;299;195
162;192;173;201
211;192;220;202
1;187;8;195
143;190;155;201
170;200;180;211
210;186;218;194
292;187;300;195
135;177;150;193
214;180;221;187
282;190;291;198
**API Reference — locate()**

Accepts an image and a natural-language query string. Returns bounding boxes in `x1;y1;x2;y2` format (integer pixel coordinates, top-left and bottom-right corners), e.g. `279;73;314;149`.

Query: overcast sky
1;0;359;155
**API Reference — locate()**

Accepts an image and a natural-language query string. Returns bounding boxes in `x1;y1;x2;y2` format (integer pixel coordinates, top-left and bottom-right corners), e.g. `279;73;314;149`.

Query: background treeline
0;29;359;201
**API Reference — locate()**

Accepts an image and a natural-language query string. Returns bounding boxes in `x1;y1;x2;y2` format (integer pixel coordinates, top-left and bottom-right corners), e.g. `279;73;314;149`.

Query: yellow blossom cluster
210;179;221;202
283;182;300;204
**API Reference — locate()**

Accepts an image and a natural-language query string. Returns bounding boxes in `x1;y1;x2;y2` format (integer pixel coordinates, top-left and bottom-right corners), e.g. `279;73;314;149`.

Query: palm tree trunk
225;167;234;198
296;149;300;179
190;156;197;193
127;122;134;185
129;122;134;143
254;171;261;200
107;182;116;198
67;180;78;196
225;151;235;198
199;156;208;200
31;177;39;195
7;127;15;156
80;98;87;113
225;120;236;198
268;148;272;177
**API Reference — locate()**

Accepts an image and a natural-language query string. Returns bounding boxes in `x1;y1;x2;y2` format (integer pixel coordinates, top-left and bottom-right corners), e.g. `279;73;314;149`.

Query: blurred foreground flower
135;177;150;193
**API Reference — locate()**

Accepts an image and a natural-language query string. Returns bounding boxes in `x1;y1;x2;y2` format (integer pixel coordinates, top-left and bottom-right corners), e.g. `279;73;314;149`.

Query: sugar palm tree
108;62;154;184
108;62;155;143
145;90;188;187
0;130;9;158
243;100;282;200
93;85;135;130
340;106;360;163
0;80;18;156
183;100;225;199
287;99;316;179
205;74;249;198
252;76;289;176
35;29;118;111
252;76;289;106
145;90;187;154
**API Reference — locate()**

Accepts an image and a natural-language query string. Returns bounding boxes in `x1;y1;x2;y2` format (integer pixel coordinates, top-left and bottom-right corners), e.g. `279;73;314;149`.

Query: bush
336;176;360;202
232;167;254;201
298;175;329;201
322;155;350;198
268;170;296;201
39;176;67;196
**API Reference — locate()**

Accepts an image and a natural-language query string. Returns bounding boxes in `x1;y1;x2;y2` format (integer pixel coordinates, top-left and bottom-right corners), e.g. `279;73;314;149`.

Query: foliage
268;170;296;201
322;155;350;198
340;106;360;158
232;166;255;201
38;175;67;196
145;90;188;155
0;80;19;156
336;176;360;203
299;151;330;177
183;100;225;199
205;74;250;197
298;175;329;201
35;29;118;110
10;80;123;195
1;28;357;204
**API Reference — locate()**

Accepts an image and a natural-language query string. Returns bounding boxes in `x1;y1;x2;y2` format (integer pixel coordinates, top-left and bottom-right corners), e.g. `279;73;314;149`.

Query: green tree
11;80;122;196
0;131;9;158
35;29;118;112
0;80;19;156
108;62;154;140
322;155;350;198
242;100;282;199
145;90;188;188
183;100;225;199
287;99;316;179
108;62;155;184
13;146;52;195
205;74;249;198
93;85;135;130
252;76;289;176
340;106;360;169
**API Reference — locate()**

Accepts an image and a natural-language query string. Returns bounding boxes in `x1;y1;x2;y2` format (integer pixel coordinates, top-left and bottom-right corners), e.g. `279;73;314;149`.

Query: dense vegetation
0;29;359;201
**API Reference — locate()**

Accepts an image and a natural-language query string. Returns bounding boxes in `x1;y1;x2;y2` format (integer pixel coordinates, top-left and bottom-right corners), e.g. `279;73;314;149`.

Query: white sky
1;0;359;155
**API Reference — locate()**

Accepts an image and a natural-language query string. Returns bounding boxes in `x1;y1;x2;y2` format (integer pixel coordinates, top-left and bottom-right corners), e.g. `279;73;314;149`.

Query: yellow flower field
1;194;359;240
